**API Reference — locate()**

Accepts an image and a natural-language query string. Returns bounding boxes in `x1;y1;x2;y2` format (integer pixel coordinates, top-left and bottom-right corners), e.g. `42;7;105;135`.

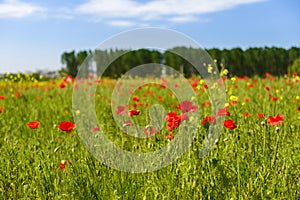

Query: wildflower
0;96;4;100
267;114;284;126
298;106;300;112
0;106;4;113
91;126;100;133
257;113;264;119
132;96;139;102
244;112;251;117
224;120;237;130
166;111;182;132
123;120;133;127
59;121;76;133
165;133;174;141
116;106;126;115
176;100;198;113
59;82;66;88
60;160;70;171
27;121;40;129
144;125;158;135
128;109;140;117
201;116;216;125
217;107;230;116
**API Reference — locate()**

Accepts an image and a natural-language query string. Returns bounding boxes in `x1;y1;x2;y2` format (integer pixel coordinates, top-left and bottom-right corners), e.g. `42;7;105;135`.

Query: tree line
61;46;300;78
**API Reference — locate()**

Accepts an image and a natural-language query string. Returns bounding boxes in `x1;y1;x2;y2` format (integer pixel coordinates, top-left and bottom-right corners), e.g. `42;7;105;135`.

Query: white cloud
107;20;136;27
0;0;45;18
75;0;267;26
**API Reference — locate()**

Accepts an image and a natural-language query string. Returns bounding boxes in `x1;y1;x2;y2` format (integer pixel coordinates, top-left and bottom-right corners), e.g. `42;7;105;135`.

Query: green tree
61;51;78;77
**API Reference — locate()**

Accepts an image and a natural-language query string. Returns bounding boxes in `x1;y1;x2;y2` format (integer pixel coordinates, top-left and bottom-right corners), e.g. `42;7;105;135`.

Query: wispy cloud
75;0;267;27
0;0;46;18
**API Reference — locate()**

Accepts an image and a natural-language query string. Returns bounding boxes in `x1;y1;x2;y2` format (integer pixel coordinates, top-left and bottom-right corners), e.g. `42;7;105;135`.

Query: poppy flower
298;106;300;112
59;121;76;133
0;96;4;100
267;114;284;126
123;120;133;127
27;121;40;129
60;163;65;171
128;109;140;117
60;159;70;171
0;106;4;113
63;75;74;83
176;100;198;113
201;116;216;125
244;112;251;117
224;120;237;129
91;126;100;133
165;133;174;141
144;126;158;135
116;105;126;115
132;96;139;102
257;113;265;119
217;107;230;116
59;82;66;88
271;97;278;102
201;101;211;107
166;111;182;132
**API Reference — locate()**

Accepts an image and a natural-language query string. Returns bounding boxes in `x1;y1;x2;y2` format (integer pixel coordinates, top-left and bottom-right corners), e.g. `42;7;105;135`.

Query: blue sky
0;0;299;73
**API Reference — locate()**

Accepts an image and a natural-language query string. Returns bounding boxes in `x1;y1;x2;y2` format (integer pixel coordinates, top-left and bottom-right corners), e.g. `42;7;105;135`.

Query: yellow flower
199;79;205;85
207;64;213;74
229;95;238;101
231;77;237;82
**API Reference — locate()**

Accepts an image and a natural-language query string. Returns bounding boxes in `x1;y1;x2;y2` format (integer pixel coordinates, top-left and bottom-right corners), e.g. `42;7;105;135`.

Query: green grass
0;75;299;199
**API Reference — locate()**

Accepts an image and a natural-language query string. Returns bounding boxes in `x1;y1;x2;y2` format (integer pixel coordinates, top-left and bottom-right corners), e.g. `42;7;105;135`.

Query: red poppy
15;92;21;98
298;106;300;112
201;116;216;125
203;84;209;89
0;106;4;113
116;105;126;115
0;96;4;100
267;114;284;126
257;113;265;119
176;100;198;113
59;121;76;133
165;133;174;141
128;109;140;117
244;112;251;117
166;111;181;132
217;107;230;116
63;75;74;83
60;160;70;171
265;86;270;91
123;120;133;127
132;96;139;102
59;82;66;88
91;126;100;133
60;163;65;171
224;120;237;129
201;101;211;107
144;126;158;135
271;97;278;102
27;121;40;129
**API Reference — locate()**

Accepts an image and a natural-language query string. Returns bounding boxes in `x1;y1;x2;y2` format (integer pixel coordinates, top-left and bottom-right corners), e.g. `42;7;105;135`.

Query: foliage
61;46;300;78
288;56;300;74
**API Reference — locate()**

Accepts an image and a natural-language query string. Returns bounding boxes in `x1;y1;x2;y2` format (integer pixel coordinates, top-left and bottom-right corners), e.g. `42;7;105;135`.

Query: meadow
0;72;299;199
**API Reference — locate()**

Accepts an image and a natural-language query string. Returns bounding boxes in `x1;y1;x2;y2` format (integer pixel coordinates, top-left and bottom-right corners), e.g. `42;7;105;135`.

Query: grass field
0;72;300;199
